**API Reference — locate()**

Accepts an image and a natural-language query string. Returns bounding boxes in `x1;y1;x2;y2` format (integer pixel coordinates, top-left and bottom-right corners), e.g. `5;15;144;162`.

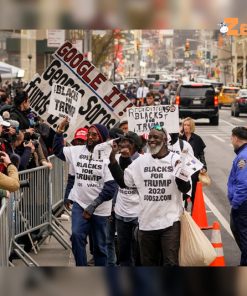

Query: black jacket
10;107;30;130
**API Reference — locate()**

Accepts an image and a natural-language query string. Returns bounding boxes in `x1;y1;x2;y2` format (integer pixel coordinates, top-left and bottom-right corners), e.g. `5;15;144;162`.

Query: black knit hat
90;124;109;143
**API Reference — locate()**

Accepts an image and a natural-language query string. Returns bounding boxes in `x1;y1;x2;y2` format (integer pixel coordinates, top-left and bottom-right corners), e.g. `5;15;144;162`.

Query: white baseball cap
0;116;10;127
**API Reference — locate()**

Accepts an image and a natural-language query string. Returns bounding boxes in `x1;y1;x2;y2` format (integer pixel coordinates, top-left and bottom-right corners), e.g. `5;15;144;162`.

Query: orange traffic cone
192;181;212;229
210;221;226;266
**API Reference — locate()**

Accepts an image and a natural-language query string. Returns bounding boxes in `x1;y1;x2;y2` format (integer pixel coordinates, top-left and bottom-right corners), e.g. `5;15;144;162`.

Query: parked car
231;89;247;117
176;83;219;125
218;86;240;108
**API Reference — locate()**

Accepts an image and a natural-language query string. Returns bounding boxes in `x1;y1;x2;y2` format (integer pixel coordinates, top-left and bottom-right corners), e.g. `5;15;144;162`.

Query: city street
194;108;247;266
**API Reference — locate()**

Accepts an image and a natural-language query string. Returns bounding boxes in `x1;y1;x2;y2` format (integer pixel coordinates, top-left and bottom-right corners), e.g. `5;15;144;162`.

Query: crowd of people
1;78;246;267
119;79;177;107
51;110;209;266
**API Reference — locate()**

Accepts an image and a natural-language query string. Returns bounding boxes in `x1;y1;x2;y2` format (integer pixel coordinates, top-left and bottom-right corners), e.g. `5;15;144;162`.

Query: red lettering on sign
77;60;91;76
90;73;107;91
81;65;95;83
111;93;128;108
103;87;120;104
57;41;73;57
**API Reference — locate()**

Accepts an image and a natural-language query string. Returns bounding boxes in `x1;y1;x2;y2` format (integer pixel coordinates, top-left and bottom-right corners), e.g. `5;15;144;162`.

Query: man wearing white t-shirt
108;125;191;266
53;117;117;266
136;79;149;106
86;131;142;266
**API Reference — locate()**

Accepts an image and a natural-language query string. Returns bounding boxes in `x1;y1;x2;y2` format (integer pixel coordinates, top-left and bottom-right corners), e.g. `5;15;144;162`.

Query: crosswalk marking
219;119;235;127
231;117;246;123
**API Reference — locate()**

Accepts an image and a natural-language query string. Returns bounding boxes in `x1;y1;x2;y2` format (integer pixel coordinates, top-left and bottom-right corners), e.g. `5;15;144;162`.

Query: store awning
0;61;25;78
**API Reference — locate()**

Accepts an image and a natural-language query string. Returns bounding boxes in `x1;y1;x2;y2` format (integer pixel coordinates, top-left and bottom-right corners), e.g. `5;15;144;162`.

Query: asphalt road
193;107;247;266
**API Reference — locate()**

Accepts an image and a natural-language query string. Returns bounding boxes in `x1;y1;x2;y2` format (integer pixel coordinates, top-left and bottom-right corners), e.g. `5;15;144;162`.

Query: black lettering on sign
78;96;116;129
43;60;63;86
66;97;72;104
47;114;60;125
25;76;42;97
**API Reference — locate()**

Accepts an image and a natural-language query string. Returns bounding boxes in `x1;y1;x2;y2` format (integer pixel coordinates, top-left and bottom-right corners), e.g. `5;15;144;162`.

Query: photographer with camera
12;131;52;170
0;116;20;206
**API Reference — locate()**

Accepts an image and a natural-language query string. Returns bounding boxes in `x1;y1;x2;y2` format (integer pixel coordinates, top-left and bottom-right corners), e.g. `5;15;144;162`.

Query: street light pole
27;54;32;81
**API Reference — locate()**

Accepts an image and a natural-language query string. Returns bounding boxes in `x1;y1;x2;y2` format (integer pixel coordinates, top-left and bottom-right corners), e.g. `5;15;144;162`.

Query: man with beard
53;117;118;266
108;124;191;266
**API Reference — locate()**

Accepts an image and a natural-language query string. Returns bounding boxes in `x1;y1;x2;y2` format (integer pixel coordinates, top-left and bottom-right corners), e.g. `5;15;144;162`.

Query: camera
1;120;20;143
23;132;40;149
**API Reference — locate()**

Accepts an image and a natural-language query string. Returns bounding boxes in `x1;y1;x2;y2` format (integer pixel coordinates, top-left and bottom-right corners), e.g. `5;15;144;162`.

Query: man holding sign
53;117;118;266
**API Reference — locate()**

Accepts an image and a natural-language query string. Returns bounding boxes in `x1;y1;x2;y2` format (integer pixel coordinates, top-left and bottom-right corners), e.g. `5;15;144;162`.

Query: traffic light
185;40;190;51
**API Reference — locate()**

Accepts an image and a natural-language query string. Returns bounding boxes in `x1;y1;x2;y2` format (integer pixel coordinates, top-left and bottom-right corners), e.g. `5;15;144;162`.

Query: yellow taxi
218;86;240;108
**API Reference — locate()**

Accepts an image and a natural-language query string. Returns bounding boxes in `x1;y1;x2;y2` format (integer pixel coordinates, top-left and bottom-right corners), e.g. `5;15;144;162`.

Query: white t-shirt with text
168;139;194;156
124;152;183;230
114;155;140;218
63;145;113;216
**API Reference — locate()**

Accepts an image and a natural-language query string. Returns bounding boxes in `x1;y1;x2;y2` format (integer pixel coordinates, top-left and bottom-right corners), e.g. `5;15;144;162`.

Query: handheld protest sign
126;105;179;135
24;41;133;142
48;84;82;124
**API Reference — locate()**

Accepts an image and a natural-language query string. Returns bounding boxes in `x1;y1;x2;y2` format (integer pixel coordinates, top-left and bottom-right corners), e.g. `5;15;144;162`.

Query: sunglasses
151;124;167;134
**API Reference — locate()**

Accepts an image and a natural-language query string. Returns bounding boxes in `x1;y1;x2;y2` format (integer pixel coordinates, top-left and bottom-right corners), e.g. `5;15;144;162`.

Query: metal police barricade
48;155;71;238
0;198;9;266
11;165;71;266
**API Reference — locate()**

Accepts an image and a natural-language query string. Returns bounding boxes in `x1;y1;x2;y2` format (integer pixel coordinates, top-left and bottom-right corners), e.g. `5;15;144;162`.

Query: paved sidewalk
12;217;75;267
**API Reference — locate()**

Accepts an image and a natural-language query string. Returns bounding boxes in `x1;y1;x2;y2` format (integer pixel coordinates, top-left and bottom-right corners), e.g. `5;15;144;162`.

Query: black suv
175;83;219;125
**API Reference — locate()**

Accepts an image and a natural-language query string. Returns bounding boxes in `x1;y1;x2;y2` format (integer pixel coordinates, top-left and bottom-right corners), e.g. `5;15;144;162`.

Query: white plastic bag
179;211;217;266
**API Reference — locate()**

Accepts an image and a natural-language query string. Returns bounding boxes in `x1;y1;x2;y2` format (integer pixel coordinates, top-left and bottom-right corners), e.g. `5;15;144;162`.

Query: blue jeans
230;200;247;266
71;202;108;266
106;215;116;266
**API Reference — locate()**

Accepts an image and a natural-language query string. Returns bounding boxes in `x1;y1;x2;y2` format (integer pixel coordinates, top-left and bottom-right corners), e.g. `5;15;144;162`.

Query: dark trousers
106;215;117;266
71;202;108;266
230;200;247;266
116;217;138;266
138;221;180;266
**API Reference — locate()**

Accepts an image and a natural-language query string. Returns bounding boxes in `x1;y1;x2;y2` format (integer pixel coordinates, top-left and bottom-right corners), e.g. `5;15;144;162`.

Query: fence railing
0;155;70;267
0;198;9;267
